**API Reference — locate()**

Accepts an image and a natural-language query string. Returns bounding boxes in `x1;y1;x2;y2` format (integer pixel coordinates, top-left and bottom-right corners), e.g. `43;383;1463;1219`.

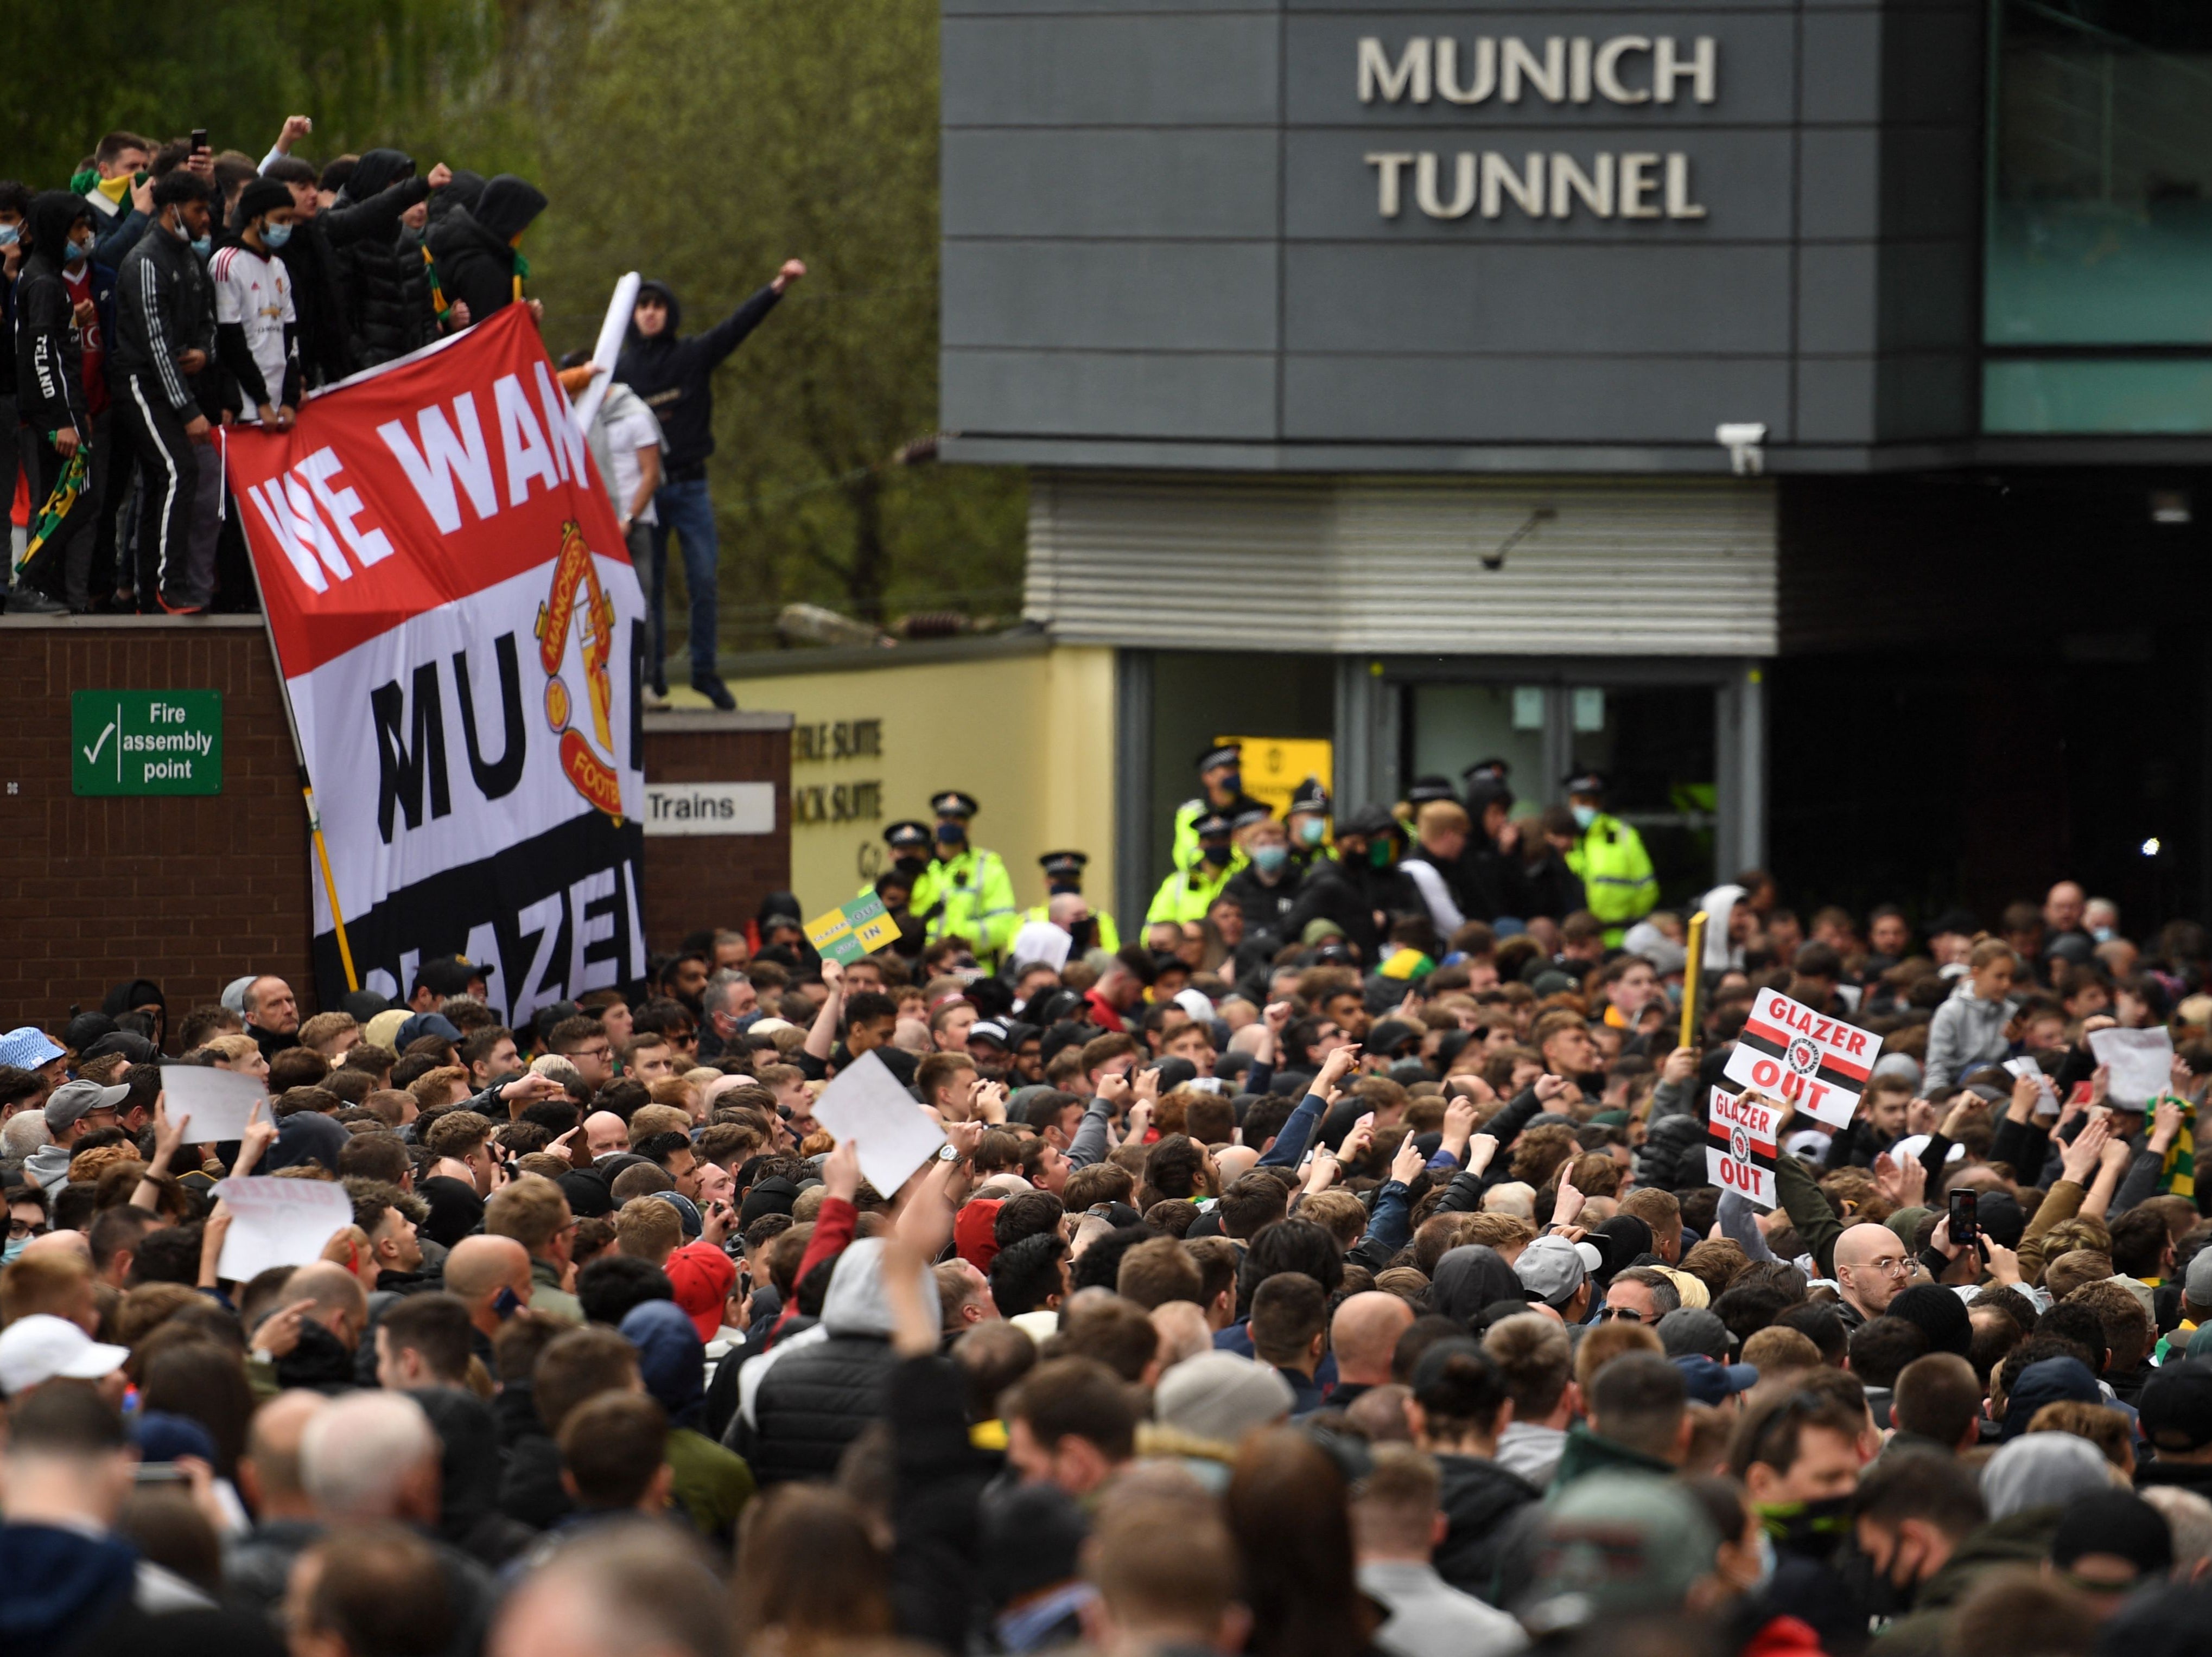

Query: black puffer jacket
13;191;94;435
329;150;437;368
739;1239;924;1486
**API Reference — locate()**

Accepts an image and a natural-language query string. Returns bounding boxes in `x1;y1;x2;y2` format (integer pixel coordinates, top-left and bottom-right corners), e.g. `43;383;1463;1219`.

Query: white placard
2088;1025;2175;1107
158;1065;269;1143
810;1048;947;1199
641;782;778;836
213;1177;356;1282
571;271;643;435
1007;920;1073;972
2003;1055;2061;1116
1705;1088;1777;1209
1723;988;1879;1128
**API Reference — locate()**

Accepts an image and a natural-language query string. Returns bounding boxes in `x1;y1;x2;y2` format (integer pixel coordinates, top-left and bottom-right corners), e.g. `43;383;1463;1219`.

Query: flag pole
253;594;359;992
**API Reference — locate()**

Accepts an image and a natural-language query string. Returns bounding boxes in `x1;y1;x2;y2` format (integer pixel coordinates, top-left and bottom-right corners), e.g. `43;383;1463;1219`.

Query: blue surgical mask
935;821;965;848
190;234;212;259
1571;804;1598;830
261;221;293;249
1752;1531;1777;1591
0;224;18;247
1;1237;26;1266
1296;818;1326;847
1251;844;1289;875
2092;926;2114;944
66;235;92;264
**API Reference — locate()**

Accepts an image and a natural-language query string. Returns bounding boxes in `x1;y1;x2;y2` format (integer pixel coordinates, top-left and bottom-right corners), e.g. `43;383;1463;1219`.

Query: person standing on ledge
617;258;807;711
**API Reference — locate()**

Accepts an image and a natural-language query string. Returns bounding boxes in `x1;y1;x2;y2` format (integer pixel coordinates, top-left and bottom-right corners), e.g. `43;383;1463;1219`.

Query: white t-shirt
209;244;294;419
595;388;663;526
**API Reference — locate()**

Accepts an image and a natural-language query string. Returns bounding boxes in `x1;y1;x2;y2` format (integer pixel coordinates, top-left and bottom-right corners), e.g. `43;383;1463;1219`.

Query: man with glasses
548;1017;614;1091
5;1186;49;1263
1597;1266;1680;1327
1833;1221;1915;1329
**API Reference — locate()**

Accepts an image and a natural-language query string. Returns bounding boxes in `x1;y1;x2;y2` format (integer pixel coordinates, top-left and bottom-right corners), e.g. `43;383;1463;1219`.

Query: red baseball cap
663;1241;737;1343
955;1197;1003;1272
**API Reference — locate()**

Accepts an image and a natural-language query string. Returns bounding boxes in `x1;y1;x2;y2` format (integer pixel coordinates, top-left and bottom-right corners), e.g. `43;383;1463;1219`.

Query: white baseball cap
0;1314;129;1396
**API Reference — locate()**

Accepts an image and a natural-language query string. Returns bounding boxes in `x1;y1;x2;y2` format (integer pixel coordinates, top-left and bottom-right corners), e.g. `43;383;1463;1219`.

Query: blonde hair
1416;800;1471;838
613;1197;682;1264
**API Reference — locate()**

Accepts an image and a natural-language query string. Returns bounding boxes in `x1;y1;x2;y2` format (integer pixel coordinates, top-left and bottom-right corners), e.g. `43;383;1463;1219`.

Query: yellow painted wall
726;642;1117;921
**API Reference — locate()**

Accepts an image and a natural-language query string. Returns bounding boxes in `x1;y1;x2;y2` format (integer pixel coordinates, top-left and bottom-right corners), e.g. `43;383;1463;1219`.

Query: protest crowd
3;726;2212;1657
3;116;798;710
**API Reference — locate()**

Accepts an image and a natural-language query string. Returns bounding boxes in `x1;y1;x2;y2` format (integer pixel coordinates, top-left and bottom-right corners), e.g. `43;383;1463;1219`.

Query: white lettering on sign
244;444;397;595
642;782;778;837
1368;150;1705;221
1705;1088;1777;1209
1359;35;1717;107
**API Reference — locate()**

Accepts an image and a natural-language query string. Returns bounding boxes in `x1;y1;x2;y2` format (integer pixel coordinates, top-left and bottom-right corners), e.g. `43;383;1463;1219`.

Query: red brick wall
639;711;793;952
0;626;793;1042
0;620;314;1038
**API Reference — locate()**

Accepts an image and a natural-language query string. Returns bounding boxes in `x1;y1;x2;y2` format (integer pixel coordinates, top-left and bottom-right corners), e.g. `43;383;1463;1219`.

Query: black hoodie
613;277;783;474
14;191;94;436
427;174;546;330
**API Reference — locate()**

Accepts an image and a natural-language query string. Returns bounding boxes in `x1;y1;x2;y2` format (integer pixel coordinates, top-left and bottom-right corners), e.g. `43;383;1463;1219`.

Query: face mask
1066;919;1096;952
1200;843;1232;869
1298;818;1326;847
0;224;16;247
66;235;92;264
262;221;293;248
1366;840;1394;870
1751;1531;1777;1592
1838;1535;1921;1622
935;822;965;849
190;234;212;259
892;854;927;880
1571;804;1598;830
2092;926;2114;944
1;1237;25;1266
1217;769;1242;794
1251;844;1289;876
1047;879;1080;896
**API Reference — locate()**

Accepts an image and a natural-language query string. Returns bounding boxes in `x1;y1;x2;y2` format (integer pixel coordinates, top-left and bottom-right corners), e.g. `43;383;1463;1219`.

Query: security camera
1715;423;1766;476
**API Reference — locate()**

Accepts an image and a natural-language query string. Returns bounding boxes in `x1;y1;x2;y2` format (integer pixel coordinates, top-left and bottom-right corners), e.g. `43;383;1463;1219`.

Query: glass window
1984;2;2212;431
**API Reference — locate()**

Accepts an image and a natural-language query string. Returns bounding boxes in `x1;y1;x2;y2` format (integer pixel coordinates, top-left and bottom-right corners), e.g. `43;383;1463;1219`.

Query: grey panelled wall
1026;473;1777;652
940;0;1984;472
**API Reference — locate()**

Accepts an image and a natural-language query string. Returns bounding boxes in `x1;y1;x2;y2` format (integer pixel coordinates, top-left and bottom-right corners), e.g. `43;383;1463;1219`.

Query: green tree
523;0;1024;648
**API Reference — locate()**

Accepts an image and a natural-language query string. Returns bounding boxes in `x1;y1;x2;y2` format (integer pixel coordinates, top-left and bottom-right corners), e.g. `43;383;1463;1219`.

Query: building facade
941;0;2212;930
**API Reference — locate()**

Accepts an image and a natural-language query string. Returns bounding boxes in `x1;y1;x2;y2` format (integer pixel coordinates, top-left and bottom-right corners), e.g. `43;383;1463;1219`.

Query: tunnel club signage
1356;34;1715;222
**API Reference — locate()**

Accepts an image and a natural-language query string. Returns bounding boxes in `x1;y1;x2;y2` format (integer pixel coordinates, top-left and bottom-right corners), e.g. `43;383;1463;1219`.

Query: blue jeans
646;475;720;680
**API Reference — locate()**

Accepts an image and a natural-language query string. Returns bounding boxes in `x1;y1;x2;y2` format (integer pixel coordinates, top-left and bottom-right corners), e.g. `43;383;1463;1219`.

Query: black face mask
1836;1533;1923;1623
1047;879;1082;896
893;855;927;880
1067;919;1096;951
1200;843;1232;869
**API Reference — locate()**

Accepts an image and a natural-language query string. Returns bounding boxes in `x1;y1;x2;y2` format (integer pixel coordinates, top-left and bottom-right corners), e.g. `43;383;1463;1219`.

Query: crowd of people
3;850;2212;1657
3;115;797;709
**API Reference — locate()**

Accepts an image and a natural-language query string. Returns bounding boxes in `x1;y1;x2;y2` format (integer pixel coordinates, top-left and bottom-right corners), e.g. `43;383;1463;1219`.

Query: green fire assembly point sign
71;691;223;796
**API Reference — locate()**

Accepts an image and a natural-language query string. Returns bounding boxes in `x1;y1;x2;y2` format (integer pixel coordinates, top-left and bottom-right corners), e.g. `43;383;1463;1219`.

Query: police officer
1148;810;1241;924
1018;850;1121;952
908;791;1020;964
1562;769;1657;944
1285;776;1333;875
1171;743;1269;874
863;820;932;897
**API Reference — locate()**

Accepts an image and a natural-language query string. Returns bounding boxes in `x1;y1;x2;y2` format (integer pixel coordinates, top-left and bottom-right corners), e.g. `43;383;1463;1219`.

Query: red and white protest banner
1722;988;1877;1129
227;307;648;1017
1706;1088;1779;1208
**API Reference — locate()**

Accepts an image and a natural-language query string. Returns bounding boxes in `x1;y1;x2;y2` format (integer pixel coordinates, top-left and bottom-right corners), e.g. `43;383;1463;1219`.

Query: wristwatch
937;1143;961;1163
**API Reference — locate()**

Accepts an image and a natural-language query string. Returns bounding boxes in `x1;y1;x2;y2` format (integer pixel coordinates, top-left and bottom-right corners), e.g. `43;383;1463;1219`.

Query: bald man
1330;1291;1416;1409
1832;1221;1912;1328
2045;881;2087;939
1212;1145;1260;1188
443;1234;535;1345
228;1391;328;1614
286;1261;371;1350
584;1111;630;1160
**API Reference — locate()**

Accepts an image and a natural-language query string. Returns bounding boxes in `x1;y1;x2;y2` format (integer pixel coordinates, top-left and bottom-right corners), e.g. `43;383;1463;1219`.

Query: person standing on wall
616;258;807;711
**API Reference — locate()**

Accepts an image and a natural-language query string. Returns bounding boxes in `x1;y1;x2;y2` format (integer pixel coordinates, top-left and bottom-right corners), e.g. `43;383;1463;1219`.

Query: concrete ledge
0;613;269;628
643;710;796;732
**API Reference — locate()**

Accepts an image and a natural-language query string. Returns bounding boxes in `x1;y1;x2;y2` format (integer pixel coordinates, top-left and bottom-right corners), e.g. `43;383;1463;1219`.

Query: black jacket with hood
12;192;94;437
327;150;437;368
614;278;782;475
277;162;436;388
427;175;546;333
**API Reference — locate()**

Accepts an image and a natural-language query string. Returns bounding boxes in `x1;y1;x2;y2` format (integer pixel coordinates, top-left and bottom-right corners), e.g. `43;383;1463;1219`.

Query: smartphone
191;128;209;153
491;1285;523;1320
1947;1188;1979;1254
134;1462;188;1485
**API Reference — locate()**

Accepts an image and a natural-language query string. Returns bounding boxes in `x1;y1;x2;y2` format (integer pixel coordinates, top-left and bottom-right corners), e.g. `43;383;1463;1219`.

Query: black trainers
5;586;68;616
690;672;736;711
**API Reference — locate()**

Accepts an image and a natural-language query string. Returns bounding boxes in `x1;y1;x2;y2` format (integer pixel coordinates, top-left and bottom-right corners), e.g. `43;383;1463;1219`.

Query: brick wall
0;623;793;1042
639;711;793;951
0;619;314;1037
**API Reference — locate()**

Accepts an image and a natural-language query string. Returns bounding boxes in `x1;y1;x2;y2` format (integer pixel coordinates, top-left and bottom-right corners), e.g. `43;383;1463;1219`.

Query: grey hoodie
24;1142;72;1190
1923;982;2018;1089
